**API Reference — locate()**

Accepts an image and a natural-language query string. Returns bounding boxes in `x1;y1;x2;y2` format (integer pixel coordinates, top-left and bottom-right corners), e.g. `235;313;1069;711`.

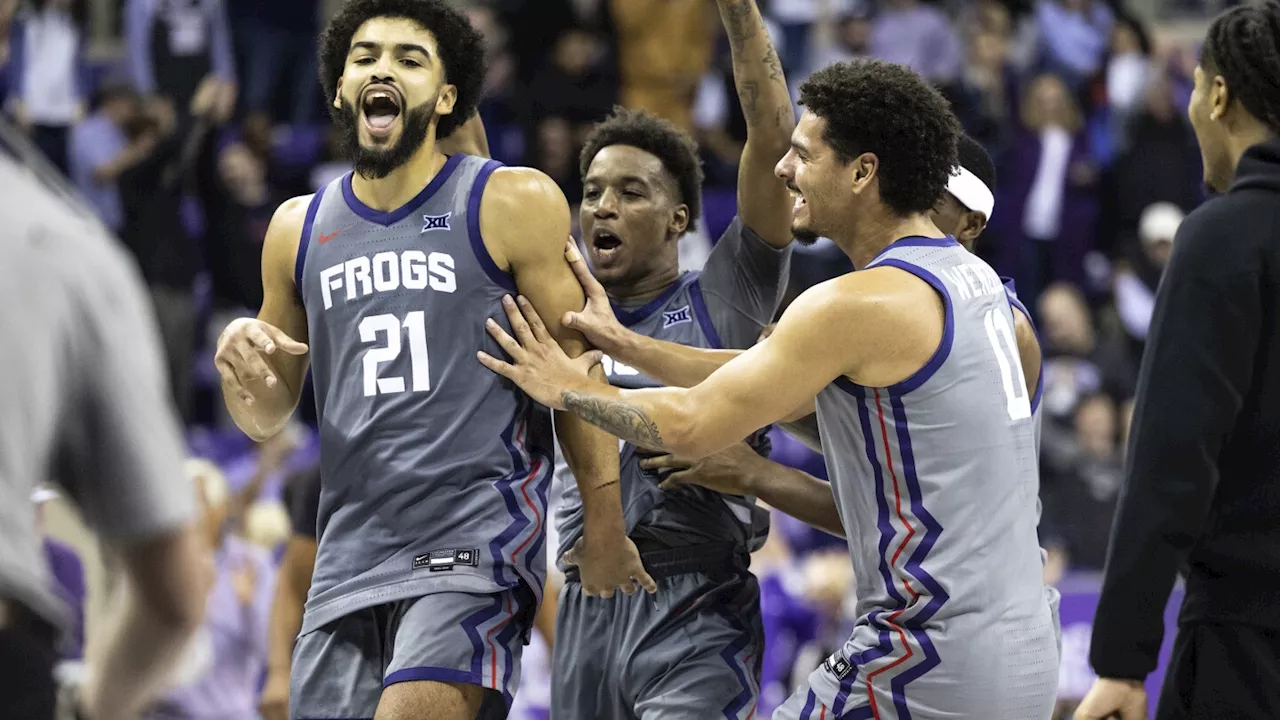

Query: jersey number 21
359;311;429;396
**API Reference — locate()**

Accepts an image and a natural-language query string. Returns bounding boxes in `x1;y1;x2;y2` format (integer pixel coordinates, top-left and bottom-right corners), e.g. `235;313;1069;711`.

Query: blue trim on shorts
799;689;820;720
384;666;484;688
466;159;516;291
711;606;756;719
460;595;506;687
294;183;327;300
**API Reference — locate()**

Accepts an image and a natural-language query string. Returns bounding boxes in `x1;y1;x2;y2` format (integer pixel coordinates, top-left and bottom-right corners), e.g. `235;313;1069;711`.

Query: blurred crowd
3;0;1221;717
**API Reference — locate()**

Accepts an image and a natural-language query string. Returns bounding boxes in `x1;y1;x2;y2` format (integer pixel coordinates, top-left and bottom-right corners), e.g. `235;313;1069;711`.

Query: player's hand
560;240;626;352
258;669;290;720
644;441;761;495
478;295;603;410
1074;678;1148;720
562;535;658;599
215;318;309;406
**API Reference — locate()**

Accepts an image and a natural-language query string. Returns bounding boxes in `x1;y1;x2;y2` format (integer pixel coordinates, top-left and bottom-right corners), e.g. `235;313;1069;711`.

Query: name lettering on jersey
940;262;1004;301
601;355;639;377
319;250;457;309
421;212;451;233
662;306;692;328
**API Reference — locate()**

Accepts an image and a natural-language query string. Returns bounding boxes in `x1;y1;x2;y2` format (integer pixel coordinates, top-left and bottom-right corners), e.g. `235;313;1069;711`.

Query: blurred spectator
869;0;963;83
945;23;1020;167
1112;202;1182;353
4;0;90;172
1040;394;1123;571
1032;0;1113;88
529;27;617;143
807;2;869;72
466;2;524;162
770;0;853;80
993;73;1099;300
67;82;142;233
534;115;581;200
1103;13;1151;122
117;88;217;421
1098;72;1201;254
228;0;318;126
205;141;274;311
148;459;274;720
125;0;237;122
611;0;714;134
1037;283;1137;423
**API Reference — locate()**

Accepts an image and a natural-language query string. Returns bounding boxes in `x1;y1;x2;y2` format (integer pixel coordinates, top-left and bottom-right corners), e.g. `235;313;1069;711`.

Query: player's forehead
791;110;831;156
349;16;440;57
584;145;671;189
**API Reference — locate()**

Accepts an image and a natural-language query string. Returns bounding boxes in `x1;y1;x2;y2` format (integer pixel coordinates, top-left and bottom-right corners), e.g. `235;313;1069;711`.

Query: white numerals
983;307;1031;420
358;311;430;397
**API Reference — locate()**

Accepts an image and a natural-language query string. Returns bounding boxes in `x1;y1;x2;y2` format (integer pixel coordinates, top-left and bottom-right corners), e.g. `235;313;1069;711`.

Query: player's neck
839;212;942;270
349;139;447;212
605;265;683;305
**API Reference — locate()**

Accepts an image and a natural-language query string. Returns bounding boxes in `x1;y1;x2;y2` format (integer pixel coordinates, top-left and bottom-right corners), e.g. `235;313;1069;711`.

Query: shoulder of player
262;194;314;266
479;167;571;265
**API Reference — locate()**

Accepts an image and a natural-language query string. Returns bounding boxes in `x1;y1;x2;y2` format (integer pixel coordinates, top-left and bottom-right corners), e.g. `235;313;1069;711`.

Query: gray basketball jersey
555;219;789;564
814;236;1046;685
296;154;554;634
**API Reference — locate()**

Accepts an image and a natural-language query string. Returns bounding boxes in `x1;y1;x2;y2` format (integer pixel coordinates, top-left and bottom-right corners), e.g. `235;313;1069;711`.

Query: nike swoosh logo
317;229;342;244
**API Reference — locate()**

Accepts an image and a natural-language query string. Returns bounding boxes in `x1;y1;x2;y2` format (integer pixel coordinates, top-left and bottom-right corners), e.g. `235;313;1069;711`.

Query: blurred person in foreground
147;460;274;720
0;18;208;717
1076;3;1280;719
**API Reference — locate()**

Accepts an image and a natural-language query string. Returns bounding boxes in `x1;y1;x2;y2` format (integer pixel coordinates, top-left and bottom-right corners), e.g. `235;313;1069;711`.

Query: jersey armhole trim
688;277;725;349
834;258;955;397
1004;290;1044;414
294;184;328;303
467;159;517;292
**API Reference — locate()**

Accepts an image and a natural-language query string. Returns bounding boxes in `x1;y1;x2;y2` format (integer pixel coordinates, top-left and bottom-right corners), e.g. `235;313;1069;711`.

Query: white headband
946;165;995;220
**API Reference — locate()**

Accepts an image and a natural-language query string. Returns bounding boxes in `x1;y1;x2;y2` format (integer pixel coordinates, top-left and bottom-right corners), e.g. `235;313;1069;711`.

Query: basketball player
549;0;794;716
639;134;1046;548
213;2;649;718
479;60;1060;718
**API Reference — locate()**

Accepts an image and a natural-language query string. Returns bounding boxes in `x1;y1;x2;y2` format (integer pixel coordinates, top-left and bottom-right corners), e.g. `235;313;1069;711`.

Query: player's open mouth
361;86;402;139
590;227;624;262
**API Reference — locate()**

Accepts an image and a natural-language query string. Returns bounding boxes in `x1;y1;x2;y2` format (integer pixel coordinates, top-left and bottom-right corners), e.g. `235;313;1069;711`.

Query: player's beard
792;228;821;246
334;98;435;180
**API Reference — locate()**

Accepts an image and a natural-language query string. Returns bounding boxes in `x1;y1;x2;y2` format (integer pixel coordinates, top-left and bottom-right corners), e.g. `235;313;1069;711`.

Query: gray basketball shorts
552;547;763;720
290;586;536;720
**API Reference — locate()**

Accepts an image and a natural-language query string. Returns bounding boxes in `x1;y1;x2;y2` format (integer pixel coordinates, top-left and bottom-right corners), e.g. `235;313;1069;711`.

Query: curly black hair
798;60;960;217
1201;1;1280;135
318;0;485;139
579;106;705;233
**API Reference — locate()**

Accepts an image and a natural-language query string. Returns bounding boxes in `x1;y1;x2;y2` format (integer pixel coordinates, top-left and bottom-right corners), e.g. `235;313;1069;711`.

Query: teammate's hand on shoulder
560;240;625;351
478;294;603;410
215;318;309;406
646;442;760;495
562;535;658;599
1074;677;1148;720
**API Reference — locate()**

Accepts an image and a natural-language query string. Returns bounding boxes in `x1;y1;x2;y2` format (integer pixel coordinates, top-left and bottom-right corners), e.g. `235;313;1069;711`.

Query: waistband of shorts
564;540;748;583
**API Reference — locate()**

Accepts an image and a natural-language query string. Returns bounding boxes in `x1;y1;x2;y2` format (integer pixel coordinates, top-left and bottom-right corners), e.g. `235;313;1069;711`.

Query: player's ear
669;204;690;236
959;211;987;245
435;84;458;117
333;77;344;110
849;152;878;195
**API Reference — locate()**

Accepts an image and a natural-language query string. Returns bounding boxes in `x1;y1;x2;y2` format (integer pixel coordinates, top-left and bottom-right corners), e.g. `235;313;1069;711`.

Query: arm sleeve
696;216;792;348
1089;202;1263;679
57;239;194;541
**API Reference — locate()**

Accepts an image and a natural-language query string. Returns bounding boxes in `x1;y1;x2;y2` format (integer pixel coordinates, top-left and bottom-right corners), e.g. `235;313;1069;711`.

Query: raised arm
718;0;795;247
485;167;656;597
216;197;312;441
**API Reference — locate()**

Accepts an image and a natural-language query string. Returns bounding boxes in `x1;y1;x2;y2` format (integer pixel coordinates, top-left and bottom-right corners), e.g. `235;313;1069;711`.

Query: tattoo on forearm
738;81;761;116
562;391;666;450
722;1;755;45
762;43;784;83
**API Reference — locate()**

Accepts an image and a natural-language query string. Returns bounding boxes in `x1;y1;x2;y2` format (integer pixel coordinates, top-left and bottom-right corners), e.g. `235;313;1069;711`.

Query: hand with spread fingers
559;240;628;352
561;535;658;599
477;294;603;411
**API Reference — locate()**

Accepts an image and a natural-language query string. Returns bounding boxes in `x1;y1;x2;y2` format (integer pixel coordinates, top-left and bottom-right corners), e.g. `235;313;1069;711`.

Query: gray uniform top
296;154;555;634
554;218;790;566
814;237;1045;684
0;141;193;629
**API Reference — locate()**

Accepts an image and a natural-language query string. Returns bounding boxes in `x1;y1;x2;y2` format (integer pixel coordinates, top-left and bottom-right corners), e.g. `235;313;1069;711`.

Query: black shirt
286;466;321;541
1091;139;1280;680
